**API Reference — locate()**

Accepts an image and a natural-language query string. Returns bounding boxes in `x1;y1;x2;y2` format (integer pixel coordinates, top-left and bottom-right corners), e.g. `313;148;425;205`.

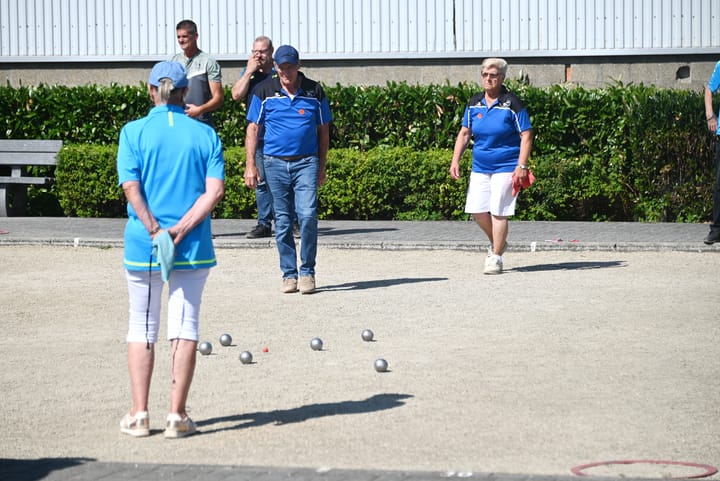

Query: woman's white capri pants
125;268;210;344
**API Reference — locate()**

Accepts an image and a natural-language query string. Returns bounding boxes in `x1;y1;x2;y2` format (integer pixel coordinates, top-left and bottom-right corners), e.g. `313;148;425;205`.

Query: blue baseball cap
148;61;188;88
274;45;299;65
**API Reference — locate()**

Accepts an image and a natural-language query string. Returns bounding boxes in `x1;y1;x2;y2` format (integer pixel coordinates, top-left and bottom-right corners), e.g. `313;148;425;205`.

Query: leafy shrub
0;83;150;143
515;81;715;221
213;147;258;219
54;144;470;220
5;80;717;222
319;147;470;220
324;82;475;150
56;144;125;217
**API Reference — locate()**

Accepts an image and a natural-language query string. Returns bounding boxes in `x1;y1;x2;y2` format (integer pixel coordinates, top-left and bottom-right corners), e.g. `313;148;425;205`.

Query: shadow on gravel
319;227;399;236
319;277;447;291
212;231;247;238
196;393;413;435
211;226;399;239
0;457;95;481
510;260;627;272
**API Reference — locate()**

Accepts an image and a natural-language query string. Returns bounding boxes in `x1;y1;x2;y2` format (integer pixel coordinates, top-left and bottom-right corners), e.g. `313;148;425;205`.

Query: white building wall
1;0;719;62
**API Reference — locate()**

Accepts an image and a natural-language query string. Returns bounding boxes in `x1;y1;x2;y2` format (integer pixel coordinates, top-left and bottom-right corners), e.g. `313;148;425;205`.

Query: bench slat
0;176;53;185
0;153;59;166
0;140;63;152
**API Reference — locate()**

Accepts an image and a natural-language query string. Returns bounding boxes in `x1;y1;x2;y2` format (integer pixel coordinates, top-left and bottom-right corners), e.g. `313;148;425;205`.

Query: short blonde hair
481;58;508;76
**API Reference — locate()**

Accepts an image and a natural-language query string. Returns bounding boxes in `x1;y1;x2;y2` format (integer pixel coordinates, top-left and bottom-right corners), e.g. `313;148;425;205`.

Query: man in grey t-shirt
171;19;223;128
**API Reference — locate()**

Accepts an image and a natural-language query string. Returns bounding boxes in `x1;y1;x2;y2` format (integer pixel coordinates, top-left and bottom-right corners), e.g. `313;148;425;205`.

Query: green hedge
53;143;714;222
3;80;717;221
518;83;716;221
0;81;474;150
55;146;470;220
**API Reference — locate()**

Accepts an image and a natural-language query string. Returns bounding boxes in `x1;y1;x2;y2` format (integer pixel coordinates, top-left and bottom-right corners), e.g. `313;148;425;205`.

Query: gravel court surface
1;245;719;479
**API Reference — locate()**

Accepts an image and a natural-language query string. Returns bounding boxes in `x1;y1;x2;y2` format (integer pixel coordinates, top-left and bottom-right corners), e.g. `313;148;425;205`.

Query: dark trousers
713;142;720;232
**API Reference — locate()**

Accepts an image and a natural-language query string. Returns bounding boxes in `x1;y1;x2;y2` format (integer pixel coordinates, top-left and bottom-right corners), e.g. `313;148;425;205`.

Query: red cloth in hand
511;170;536;196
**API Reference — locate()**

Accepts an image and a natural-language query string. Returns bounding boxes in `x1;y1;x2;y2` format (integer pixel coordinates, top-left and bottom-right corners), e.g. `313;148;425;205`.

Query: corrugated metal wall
453;0;720;54
1;0;719;61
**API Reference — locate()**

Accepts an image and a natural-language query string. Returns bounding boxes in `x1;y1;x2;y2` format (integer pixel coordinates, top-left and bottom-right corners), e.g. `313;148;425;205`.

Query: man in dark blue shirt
245;45;332;295
232;36;276;239
703;60;720;245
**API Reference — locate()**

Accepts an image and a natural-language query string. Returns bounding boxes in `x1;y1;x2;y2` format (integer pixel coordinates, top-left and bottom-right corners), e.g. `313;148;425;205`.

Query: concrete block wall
1;55;716;92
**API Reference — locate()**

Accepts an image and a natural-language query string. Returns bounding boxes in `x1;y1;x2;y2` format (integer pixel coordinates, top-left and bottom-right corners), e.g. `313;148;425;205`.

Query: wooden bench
0;139;63;216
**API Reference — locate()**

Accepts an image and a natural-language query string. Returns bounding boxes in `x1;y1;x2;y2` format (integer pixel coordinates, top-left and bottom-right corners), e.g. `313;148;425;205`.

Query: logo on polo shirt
298;109;305;115
476;113;483;119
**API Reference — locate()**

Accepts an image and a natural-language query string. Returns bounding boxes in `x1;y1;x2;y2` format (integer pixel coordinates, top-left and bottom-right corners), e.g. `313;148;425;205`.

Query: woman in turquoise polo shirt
116;61;225;439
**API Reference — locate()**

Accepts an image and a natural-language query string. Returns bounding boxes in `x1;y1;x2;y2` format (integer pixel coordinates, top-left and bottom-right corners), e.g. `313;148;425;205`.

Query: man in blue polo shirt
245;45;332;294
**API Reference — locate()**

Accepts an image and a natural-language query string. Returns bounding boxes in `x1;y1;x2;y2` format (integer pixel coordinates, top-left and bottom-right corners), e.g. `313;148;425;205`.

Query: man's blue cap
149;61;188;88
274;45;299;65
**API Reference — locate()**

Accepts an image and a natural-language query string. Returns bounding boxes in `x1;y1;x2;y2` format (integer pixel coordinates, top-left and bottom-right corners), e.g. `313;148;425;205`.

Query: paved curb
1;218;719;252
0;459;673;481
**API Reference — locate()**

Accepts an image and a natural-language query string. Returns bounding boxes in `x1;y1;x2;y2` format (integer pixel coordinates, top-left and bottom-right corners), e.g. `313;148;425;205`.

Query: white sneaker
120;411;150;437
164;413;197;439
484;254;503;275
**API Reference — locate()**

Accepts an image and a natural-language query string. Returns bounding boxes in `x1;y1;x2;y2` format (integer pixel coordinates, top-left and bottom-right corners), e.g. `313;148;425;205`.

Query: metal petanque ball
198;342;213;356
361;329;374;342
310;337;323;351
219;333;232;346
239;351;253;364
374;358;389;372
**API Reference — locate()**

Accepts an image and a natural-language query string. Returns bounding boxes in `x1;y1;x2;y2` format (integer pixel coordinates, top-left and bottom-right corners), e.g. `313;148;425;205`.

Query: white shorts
125;268;210;344
464;171;517;216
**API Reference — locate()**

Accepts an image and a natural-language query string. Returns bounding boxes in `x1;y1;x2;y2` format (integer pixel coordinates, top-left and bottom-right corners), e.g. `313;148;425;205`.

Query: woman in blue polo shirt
449;58;533;275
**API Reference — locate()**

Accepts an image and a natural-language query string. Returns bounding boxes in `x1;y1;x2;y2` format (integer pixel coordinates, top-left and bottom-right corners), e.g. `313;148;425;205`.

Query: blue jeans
254;148;274;227
264;154;319;278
